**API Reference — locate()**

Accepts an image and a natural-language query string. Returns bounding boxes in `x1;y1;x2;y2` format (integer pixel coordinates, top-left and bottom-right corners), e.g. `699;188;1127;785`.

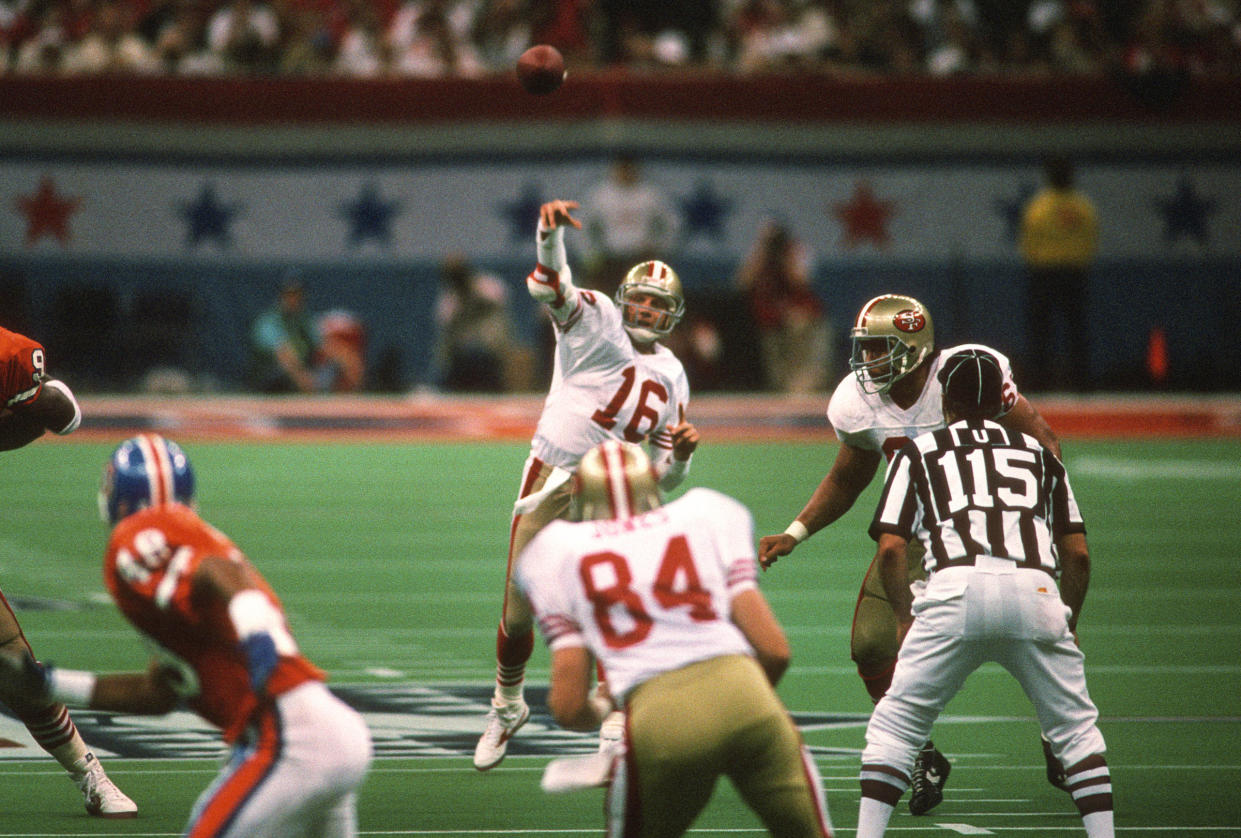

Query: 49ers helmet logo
892;310;926;333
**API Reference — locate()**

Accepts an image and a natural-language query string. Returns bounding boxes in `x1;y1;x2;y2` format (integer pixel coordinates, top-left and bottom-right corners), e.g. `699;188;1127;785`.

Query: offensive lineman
519;441;833;838
0;325;137;818
758;294;1065;814
474;199;700;771
857;348;1112;837
0;434;373;837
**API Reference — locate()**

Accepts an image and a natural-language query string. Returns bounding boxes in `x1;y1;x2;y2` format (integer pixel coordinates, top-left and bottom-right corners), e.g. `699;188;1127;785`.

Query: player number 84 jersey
517;488;757;703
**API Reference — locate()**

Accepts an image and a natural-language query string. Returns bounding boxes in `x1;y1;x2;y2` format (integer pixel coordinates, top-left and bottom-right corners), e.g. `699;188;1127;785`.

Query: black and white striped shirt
869;419;1085;577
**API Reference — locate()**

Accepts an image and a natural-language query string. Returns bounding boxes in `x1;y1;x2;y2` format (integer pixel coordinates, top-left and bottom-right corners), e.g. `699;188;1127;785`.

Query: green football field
0;437;1238;836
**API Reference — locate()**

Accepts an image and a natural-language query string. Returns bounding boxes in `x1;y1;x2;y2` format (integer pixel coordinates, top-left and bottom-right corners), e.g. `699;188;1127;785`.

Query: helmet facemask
850;335;918;395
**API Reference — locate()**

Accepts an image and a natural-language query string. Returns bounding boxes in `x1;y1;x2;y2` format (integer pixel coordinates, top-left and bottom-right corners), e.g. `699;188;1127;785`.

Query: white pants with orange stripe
186;681;372;838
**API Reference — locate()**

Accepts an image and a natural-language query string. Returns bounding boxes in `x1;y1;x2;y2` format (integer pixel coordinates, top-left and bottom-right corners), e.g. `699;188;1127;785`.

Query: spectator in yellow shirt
1019;155;1098;391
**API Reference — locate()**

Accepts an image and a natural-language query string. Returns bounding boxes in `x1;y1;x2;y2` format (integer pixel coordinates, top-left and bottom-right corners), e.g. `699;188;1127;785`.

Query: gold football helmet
616;260;685;343
573;440;662;521
849;294;934;394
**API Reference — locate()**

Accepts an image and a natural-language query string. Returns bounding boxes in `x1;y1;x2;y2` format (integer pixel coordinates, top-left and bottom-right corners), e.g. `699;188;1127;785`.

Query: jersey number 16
591;365;669;443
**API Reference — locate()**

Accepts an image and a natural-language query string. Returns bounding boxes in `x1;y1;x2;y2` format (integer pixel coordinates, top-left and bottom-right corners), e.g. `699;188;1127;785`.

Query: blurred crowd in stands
1;0;1237;79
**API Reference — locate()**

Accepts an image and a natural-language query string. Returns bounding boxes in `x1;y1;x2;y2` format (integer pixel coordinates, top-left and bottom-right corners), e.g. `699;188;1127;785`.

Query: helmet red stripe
601;441;633;519
855;295;883;330
137;433;175;507
134;434;163;505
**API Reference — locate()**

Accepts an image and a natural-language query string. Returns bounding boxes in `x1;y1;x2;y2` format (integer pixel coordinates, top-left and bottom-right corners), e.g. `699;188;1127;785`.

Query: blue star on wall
340;183;401;248
679;180;732;241
1155;175;1215;245
179;183;240;248
499;183;544;244
994;180;1037;243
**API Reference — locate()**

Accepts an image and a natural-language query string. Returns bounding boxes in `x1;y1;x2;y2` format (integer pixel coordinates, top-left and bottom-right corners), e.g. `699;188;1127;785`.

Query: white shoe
474;697;530;771
598;710;626;757
542;752;616;793
76;753;137;819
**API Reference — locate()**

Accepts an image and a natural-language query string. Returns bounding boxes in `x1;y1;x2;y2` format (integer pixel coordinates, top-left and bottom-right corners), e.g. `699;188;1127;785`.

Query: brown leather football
516;45;566;96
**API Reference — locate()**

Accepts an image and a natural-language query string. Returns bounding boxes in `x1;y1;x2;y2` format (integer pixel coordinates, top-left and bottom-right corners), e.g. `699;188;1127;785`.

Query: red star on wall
15;176;82;246
831;181;896;248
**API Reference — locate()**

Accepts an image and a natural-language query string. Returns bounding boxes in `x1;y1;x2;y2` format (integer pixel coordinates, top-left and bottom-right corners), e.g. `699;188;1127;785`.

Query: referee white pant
863;562;1105;777
186;681;373;838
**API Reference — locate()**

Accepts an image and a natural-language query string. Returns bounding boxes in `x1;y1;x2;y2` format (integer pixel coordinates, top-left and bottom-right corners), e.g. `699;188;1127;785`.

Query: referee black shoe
909;741;951;815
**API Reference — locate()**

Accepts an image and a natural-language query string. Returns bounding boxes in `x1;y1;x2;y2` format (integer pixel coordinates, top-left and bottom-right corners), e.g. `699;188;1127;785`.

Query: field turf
0;437;1238;836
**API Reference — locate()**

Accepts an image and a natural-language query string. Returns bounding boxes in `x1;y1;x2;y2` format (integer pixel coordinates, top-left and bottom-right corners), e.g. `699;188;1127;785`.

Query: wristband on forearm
47;667;97;706
784;520;809;544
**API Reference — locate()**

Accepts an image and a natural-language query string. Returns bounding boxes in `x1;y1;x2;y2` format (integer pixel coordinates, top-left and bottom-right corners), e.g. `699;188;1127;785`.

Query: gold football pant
502;457;572;638
851;542;928;702
608;655;831;838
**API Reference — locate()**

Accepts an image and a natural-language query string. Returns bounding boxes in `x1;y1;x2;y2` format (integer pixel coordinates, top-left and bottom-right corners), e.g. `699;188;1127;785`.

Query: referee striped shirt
869;419;1085;577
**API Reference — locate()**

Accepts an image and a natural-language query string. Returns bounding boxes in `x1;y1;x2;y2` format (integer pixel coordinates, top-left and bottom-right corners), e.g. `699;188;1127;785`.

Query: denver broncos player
519;441;832;838
475;199;700;771
0;434;372;837
758;294;1065;815
0;326;136;818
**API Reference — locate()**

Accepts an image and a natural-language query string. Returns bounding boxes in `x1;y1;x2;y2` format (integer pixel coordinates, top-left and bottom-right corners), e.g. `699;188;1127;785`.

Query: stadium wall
1;74;1239;393
67;393;1241;442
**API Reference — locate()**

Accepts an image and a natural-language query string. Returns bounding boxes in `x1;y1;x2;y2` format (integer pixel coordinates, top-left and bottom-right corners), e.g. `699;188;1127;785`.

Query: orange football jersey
103;503;324;742
0;326;47;408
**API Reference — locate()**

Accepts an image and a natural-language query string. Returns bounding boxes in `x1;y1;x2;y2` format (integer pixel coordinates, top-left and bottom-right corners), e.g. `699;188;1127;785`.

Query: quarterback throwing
475;199;700;771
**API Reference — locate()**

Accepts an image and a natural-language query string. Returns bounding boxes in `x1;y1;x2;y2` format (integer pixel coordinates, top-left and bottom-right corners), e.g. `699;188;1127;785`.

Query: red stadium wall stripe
55;395;1241;442
2;75;1238;125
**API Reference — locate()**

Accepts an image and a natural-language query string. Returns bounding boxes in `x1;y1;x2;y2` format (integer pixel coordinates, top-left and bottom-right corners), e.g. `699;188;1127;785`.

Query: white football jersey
517;488;758;703
827;343;1019;460
531;290;690;470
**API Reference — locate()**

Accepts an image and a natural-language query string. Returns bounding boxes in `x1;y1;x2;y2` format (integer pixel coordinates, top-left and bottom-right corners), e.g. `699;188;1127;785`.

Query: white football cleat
542;752;616;793
474;698;530;771
598;709;626;757
77;754;137;819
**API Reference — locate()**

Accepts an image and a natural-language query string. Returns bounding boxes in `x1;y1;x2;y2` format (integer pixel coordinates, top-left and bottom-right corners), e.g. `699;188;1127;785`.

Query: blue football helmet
98;434;196;524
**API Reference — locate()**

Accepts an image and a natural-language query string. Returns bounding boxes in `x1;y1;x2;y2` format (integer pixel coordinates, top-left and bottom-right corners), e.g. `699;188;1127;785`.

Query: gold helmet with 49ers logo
572;440;662;521
616;260;685;343
848;294;934;395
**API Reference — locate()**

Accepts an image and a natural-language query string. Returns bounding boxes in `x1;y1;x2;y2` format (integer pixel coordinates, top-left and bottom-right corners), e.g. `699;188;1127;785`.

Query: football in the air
516;45;565;96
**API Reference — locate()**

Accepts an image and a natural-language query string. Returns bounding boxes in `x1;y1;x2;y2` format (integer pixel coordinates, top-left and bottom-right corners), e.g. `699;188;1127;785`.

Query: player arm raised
758;442;881;568
526;199;583;323
0;379;82;451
